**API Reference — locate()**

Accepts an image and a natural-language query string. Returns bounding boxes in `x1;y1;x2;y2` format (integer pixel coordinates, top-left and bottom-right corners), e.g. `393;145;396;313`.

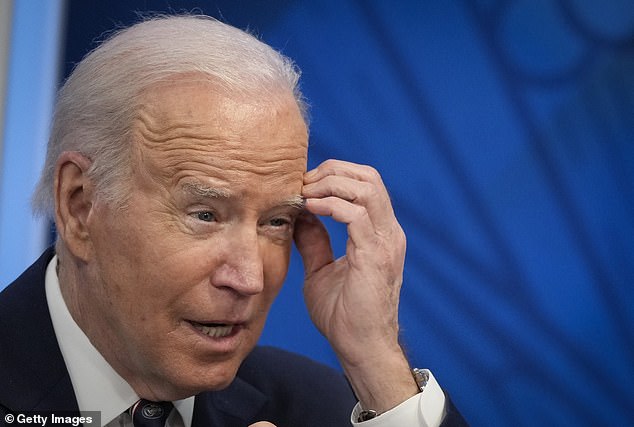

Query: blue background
7;1;634;425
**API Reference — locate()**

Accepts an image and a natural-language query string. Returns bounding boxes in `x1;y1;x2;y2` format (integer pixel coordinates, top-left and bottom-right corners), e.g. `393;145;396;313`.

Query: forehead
130;77;308;195
135;76;307;148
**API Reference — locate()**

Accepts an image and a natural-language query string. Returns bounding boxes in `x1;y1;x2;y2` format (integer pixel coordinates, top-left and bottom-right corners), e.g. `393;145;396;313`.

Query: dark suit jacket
0;249;467;426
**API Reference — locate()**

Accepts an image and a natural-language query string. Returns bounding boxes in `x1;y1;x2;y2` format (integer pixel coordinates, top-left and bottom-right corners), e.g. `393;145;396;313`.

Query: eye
269;217;290;227
196;211;215;222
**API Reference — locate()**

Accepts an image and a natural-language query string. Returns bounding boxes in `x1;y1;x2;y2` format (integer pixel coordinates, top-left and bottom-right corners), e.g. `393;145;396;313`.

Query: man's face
83;78;308;399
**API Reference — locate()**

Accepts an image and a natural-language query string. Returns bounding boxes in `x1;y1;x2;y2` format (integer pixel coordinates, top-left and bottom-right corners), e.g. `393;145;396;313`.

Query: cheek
262;241;292;293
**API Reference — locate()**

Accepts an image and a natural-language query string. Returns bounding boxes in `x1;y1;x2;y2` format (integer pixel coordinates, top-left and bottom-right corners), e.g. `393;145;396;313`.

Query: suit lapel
0;248;79;412
192;376;268;427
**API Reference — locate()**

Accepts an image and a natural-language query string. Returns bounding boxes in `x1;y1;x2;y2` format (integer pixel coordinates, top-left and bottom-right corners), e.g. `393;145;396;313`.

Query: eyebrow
181;182;305;209
281;194;306;210
181;182;231;199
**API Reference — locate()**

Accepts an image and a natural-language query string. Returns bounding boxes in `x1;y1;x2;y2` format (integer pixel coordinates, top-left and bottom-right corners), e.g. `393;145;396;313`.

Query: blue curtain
57;1;634;425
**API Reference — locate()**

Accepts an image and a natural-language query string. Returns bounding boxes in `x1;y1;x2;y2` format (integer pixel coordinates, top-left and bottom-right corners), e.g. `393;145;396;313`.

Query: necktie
130;399;174;427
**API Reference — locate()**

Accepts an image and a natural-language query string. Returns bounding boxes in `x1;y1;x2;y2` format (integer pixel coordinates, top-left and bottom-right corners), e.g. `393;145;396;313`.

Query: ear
54;151;95;262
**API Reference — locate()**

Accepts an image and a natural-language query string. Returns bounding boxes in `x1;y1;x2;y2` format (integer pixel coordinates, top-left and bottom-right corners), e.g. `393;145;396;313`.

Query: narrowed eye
196;211;215;222
269;217;290;227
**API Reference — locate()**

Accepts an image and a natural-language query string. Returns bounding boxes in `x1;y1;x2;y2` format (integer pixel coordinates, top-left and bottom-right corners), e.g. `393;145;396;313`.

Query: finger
293;211;334;276
304;159;384;186
304;197;375;247
302;175;395;232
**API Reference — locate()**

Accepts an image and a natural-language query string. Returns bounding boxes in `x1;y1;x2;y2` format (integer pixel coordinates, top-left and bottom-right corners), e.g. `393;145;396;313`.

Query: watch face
358;410;379;422
412;368;429;392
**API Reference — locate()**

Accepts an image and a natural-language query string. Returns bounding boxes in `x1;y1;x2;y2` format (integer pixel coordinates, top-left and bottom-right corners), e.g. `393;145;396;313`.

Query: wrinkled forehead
136;74;304;125
129;77;308;191
135;76;306;142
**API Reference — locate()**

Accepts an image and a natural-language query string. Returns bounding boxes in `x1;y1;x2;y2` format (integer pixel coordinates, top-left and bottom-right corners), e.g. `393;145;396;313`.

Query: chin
173;361;243;397
149;333;256;398
150;374;237;401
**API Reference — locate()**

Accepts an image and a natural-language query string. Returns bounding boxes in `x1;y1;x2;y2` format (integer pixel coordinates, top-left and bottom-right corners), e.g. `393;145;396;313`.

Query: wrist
340;347;419;414
357;369;428;422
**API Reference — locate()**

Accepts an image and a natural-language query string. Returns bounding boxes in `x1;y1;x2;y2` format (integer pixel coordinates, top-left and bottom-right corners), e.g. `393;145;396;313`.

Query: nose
210;228;264;296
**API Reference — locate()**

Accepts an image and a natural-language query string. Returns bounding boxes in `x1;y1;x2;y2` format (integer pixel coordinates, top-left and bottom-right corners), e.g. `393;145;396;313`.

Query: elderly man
0;15;467;427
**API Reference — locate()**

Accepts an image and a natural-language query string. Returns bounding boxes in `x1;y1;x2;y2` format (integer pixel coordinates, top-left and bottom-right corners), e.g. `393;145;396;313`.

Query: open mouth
189;321;238;338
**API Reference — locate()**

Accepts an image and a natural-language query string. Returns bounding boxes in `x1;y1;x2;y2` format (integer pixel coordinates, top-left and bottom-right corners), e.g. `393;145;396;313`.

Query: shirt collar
45;255;195;426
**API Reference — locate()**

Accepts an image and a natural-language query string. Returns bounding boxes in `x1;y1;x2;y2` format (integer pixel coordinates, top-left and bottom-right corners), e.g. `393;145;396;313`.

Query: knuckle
321;159;339;171
352;205;369;221
357;182;376;203
320;176;336;193
362;165;381;180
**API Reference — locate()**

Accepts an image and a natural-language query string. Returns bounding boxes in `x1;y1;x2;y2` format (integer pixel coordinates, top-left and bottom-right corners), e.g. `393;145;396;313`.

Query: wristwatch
357;368;429;422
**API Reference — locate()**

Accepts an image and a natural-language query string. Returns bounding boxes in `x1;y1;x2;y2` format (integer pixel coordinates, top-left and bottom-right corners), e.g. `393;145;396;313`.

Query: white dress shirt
45;256;445;426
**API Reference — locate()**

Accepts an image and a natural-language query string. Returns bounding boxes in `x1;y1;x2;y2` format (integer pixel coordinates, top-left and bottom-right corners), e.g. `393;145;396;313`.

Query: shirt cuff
350;369;446;427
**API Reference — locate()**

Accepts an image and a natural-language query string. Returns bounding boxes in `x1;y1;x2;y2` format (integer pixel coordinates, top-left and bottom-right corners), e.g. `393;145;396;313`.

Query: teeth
193;323;234;338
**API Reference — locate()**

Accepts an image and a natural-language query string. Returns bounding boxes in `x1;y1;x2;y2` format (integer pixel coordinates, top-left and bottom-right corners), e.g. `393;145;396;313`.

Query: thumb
293;211;334;276
249;422;277;427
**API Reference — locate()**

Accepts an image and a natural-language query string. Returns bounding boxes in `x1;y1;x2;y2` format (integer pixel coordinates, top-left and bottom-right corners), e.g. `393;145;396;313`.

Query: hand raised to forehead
294;159;407;366
294;159;417;413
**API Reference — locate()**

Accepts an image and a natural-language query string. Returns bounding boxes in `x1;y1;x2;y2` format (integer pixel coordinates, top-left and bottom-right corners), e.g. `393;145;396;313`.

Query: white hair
32;14;306;218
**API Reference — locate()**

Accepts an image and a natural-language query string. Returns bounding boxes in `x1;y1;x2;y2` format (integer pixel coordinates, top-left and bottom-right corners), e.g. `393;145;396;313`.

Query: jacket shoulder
0;248;78;412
